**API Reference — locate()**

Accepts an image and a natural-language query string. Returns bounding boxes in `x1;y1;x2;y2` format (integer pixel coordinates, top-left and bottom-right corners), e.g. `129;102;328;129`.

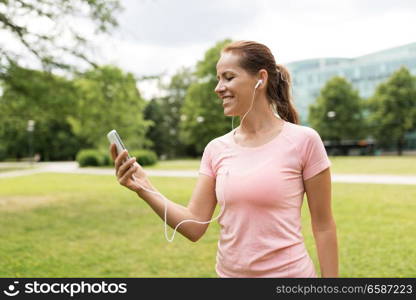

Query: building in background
287;42;416;124
286;42;416;152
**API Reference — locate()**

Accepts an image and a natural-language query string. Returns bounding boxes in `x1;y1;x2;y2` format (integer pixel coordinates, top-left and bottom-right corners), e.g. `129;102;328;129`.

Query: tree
0;64;79;160
144;98;165;157
69;65;151;151
0;65;151;160
145;67;194;158
367;67;416;155
308;76;365;143
179;39;232;154
0;0;121;74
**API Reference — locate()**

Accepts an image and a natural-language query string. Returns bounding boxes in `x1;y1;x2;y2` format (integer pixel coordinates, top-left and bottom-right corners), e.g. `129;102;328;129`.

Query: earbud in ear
255;79;263;89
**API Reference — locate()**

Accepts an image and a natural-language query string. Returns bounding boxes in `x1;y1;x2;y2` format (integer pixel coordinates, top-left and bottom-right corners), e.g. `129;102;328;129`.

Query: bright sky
104;0;416;98
2;0;416;99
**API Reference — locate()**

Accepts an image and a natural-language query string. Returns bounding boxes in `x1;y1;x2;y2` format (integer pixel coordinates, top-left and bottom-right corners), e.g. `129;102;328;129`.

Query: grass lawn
0;167;34;173
329;156;416;175
144;156;416;175
0;173;415;277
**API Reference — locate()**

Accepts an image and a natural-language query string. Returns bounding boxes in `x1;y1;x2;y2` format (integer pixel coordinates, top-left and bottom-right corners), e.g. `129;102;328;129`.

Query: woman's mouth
222;96;233;105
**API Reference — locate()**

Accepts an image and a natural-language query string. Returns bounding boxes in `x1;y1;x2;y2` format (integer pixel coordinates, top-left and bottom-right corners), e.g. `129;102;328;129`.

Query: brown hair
222;41;299;124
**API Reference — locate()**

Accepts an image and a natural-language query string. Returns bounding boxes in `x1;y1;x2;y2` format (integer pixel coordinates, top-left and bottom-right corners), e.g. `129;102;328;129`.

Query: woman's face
215;52;257;116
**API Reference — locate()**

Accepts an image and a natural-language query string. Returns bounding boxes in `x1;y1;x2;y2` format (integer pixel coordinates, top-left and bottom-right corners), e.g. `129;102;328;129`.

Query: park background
0;0;415;277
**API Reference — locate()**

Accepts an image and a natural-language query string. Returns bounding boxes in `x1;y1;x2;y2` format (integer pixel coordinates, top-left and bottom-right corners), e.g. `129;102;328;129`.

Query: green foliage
69;65;151;151
129;150;158;166
144;99;163;156
76;148;117;167
76;149;104;167
308;76;366;141
33;120;81;161
77;148;158;167
0;65;80;160
0;143;7;161
101;150;113;167
180;39;232;154
145;67;194;158
0;0;121;74
367;67;416;155
0;64;77;121
0;0;128;161
0;65;151;161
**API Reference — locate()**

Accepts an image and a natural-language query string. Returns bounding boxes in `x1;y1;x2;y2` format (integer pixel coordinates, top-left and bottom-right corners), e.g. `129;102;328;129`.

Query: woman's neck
237;104;281;136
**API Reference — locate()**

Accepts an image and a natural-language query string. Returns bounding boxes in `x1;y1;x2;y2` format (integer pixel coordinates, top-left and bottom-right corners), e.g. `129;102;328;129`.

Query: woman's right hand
109;143;151;193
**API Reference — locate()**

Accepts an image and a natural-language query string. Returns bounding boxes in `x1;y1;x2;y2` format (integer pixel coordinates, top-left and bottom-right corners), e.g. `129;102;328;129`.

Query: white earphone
255;79;263;89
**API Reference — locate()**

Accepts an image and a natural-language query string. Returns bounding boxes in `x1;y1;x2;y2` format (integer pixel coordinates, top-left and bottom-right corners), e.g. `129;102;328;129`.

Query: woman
110;41;338;278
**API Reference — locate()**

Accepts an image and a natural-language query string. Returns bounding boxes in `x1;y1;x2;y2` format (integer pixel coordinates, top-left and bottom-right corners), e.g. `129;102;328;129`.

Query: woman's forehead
216;52;242;72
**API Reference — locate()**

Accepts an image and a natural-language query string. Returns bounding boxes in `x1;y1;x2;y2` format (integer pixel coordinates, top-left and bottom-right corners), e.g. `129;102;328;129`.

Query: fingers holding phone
113;148;129;171
107;129;152;193
112;150;142;191
117;155;135;177
117;156;138;187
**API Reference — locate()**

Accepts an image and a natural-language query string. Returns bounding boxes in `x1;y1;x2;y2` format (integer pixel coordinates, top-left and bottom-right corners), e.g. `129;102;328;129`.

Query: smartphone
107;129;131;159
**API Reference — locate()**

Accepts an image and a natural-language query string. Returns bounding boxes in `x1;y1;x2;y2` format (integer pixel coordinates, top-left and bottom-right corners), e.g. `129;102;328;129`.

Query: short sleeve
199;142;215;178
301;128;331;181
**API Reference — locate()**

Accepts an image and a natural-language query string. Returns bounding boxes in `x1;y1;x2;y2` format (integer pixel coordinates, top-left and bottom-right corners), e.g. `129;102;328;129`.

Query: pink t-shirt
199;120;331;278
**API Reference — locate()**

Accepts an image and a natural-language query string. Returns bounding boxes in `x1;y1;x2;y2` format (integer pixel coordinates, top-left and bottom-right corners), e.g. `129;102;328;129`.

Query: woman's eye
226;77;234;81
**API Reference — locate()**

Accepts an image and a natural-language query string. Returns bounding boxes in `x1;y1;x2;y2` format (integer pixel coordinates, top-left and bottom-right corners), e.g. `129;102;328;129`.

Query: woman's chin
223;106;237;117
224;110;235;117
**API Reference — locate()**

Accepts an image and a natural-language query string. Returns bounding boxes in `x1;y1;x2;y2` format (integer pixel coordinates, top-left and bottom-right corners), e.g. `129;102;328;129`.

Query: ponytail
272;64;299;124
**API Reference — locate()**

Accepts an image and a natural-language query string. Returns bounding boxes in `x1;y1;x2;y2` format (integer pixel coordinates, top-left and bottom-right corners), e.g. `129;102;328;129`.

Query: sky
99;0;416;98
2;0;416;99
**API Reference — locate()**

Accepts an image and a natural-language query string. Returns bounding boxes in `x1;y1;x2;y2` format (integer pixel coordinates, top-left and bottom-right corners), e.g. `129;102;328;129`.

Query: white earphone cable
130;181;226;242
232;81;259;131
131;81;259;243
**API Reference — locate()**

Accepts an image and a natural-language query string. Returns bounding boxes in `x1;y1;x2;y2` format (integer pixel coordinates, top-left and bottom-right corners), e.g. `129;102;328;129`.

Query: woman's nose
215;82;225;94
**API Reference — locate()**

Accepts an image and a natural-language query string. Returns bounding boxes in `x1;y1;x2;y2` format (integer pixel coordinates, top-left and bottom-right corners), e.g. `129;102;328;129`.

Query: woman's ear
258;69;268;87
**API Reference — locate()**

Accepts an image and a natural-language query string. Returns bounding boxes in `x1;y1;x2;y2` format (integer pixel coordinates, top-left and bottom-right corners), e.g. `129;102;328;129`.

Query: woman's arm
110;144;218;242
304;167;339;277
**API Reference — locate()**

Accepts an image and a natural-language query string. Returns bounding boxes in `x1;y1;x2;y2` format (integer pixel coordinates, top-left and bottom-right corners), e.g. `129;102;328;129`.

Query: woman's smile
222;96;234;105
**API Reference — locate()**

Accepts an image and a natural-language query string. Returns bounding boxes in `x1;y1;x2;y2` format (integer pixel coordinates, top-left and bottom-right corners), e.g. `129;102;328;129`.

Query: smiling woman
215;42;298;125
109;40;338;279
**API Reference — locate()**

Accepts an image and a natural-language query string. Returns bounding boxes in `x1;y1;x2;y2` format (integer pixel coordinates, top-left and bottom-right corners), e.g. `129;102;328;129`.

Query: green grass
0;173;415;277
302;183;416;277
0;167;34;173
143;156;416;175
0;174;216;277
329;156;416;175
